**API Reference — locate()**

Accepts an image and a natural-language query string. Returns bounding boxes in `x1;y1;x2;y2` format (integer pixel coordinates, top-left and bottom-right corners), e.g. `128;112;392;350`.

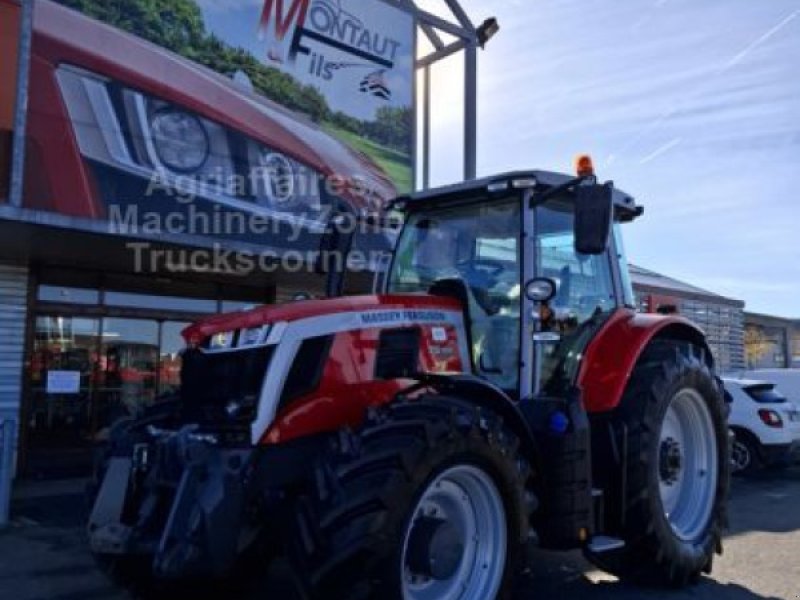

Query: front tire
585;340;729;586
287;396;531;600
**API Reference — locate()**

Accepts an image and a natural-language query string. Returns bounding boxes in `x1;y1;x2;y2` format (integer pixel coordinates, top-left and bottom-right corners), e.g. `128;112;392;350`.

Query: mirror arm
529;175;589;207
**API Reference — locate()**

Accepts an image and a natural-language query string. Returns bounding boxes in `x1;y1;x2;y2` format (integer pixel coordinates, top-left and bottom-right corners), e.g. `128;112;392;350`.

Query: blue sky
421;0;800;318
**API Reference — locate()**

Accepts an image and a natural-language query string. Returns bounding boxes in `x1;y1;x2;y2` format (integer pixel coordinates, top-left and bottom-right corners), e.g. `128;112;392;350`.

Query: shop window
105;290;217;313
38;285;100;305
160;321;190;395
26;316;101;475
98;318;159;425
222;300;259;312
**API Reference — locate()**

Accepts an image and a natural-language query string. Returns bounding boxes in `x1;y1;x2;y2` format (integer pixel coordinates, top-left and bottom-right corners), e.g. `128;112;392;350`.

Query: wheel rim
658;388;719;542
731;439;751;473
401;465;507;600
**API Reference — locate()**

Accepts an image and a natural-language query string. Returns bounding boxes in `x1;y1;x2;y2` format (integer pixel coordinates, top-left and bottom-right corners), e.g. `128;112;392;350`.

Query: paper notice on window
46;370;81;394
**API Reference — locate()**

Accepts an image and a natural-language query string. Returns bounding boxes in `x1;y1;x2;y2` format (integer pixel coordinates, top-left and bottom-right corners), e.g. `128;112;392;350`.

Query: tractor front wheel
287;396;531;600
585;340;729;586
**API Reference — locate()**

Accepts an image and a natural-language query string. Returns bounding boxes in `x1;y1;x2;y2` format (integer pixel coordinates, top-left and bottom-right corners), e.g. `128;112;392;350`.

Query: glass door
27;316;101;477
95;318;159;436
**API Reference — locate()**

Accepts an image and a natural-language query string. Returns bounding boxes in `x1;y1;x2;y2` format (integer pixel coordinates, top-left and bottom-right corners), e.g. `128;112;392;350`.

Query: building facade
630;264;746;373
743;312;800;370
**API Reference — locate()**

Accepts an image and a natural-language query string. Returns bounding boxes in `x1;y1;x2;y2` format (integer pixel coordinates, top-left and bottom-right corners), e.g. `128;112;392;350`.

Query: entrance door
25;316;189;478
27;316;101;477
95;318;159;436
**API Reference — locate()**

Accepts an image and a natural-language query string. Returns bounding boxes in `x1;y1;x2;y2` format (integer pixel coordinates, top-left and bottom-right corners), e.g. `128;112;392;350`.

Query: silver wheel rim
731;439;751;473
401;465;507;600
658;388;719;542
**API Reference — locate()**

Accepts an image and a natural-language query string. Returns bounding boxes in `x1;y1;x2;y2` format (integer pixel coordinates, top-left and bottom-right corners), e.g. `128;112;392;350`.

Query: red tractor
88;162;730;599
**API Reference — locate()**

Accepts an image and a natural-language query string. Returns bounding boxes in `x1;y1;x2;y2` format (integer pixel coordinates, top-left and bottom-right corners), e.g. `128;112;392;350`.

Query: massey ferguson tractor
88;159;730;599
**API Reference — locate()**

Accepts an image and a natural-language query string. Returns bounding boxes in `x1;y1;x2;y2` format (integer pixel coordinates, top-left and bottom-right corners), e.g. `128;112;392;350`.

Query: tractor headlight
56;65;325;219
254;145;321;213
259;151;296;205
150;109;210;173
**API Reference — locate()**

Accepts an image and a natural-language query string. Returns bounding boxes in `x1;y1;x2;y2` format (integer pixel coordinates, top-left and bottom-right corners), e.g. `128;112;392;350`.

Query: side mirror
574;182;613;255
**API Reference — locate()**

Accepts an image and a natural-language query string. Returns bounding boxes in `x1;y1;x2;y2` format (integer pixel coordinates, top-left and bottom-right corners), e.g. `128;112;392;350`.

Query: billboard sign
245;0;414;189
12;0;414;254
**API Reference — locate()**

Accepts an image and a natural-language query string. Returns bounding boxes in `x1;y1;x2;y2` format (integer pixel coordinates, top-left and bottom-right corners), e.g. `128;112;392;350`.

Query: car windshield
388;199;521;392
743;384;787;404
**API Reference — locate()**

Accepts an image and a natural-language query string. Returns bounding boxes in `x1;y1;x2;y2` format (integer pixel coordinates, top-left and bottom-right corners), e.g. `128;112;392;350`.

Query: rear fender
578;308;712;414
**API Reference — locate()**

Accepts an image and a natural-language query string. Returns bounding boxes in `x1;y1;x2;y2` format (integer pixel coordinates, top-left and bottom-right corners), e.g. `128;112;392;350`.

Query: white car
743;369;800;403
722;377;800;474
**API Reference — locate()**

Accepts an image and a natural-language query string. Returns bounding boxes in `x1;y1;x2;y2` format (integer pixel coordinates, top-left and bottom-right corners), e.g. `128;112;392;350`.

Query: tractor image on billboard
88;161;730;599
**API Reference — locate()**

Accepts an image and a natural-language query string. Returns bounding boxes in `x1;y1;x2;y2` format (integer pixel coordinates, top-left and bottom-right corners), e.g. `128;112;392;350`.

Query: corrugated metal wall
0;262;28;477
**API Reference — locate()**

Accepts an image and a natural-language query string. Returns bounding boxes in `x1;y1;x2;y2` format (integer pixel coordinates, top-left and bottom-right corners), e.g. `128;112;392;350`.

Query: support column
0;261;28;526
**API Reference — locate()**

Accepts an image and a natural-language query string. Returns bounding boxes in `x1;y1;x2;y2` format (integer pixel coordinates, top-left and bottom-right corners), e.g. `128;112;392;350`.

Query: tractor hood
182;295;464;347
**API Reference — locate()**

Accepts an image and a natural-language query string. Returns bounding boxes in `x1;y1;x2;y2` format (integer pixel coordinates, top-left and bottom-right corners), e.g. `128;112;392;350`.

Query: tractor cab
385;160;642;399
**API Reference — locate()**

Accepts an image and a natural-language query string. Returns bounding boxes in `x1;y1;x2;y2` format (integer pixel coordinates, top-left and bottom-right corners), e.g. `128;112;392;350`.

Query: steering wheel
456;258;507;315
459;258;506;278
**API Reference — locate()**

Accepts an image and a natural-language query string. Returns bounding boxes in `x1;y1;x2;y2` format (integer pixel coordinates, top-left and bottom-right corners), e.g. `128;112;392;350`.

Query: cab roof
394;170;643;222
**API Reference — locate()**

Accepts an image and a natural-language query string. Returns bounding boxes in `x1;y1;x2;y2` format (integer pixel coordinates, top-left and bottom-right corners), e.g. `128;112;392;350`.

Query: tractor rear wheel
287;396;531;600
585;340;729;586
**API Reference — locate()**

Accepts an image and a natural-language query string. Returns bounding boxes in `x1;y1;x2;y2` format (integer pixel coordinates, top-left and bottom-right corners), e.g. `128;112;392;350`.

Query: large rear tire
585;340;729;586
287;396;531;600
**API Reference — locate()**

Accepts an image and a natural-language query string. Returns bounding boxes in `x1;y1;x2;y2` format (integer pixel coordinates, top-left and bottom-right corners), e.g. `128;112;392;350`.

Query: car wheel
731;432;761;476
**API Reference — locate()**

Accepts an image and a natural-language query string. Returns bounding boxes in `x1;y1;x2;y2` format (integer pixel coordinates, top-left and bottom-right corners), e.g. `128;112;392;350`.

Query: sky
419;0;800;318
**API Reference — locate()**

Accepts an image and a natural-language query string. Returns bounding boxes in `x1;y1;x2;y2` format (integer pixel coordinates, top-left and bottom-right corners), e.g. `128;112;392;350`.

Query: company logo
359;310;449;325
259;0;403;95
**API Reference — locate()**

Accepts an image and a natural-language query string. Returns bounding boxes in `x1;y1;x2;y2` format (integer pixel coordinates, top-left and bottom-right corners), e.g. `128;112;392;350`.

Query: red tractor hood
182;295;463;346
33;0;396;207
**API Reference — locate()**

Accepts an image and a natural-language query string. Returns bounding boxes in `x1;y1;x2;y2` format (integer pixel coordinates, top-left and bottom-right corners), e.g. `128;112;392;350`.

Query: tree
744;326;774;368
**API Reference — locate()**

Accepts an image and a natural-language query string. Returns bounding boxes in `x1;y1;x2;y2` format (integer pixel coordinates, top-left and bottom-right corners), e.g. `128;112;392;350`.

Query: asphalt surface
1;467;798;600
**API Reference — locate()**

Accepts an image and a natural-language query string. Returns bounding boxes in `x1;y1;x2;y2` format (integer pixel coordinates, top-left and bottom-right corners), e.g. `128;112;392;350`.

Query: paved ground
1;467;798;600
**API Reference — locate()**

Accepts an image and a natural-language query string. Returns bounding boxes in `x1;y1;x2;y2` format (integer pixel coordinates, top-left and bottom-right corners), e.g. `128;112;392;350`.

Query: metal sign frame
392;0;489;188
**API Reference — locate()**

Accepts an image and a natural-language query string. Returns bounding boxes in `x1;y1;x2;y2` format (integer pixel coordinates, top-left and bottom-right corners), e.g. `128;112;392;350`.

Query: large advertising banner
0;0;19;200
16;0;415;251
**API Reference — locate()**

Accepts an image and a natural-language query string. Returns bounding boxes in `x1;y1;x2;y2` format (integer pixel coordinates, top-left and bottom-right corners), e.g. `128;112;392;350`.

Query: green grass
323;123;413;193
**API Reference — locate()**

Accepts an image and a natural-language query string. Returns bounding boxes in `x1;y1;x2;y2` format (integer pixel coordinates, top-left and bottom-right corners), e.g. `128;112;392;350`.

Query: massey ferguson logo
259;0;402;98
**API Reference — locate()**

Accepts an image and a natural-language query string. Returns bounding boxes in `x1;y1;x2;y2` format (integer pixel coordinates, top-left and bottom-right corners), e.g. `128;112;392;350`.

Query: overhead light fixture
477;17;500;48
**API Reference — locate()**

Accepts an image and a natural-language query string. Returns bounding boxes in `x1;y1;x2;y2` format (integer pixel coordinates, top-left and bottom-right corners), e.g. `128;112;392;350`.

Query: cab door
527;196;619;396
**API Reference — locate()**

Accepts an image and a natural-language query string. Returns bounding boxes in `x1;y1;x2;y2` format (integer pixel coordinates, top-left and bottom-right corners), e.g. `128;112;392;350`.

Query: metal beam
443;0;476;33
421;23;445;50
382;0;472;40
414;8;474;41
416;38;467;69
422;65;431;189
464;42;478;180
9;0;34;208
